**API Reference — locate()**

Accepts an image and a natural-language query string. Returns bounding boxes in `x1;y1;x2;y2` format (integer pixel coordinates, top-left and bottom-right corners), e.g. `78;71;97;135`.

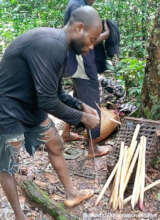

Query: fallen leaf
51;194;64;201
34;180;47;188
44;172;58;184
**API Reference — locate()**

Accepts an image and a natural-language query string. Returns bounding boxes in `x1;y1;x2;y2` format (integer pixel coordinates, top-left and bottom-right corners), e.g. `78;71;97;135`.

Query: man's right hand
80;112;100;129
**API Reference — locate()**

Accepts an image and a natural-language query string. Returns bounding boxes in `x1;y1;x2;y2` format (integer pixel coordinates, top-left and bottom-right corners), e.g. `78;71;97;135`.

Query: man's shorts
0;118;55;175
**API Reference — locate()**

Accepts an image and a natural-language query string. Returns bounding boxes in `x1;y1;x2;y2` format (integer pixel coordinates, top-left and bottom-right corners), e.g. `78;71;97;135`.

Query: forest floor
0;116;160;220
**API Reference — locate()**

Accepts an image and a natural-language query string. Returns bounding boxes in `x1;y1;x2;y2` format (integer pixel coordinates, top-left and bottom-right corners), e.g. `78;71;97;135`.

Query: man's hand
80;112;100;129
81;103;99;117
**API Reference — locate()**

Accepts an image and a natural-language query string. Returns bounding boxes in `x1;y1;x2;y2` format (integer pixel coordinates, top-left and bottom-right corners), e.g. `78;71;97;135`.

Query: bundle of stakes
95;124;160;210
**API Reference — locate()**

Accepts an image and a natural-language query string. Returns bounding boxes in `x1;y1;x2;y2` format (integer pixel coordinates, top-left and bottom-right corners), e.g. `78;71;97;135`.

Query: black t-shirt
0;27;82;134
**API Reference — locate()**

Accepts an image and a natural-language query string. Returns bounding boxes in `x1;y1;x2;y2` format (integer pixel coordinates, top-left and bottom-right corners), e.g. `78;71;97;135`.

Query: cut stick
123;141;141;192
109;175;116;205
124;179;160;205
131;124;141;145
125;141;137;175
145;175;152;184
95;160;119;206
109;142;124;206
112;142;124;210
135;136;145;205
139;136;146;211
119;146;128;209
125;124;140;174
131;136;144;209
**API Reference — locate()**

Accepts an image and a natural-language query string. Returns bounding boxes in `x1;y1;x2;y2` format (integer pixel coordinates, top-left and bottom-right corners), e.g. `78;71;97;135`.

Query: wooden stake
125;124;140;174
131;136;143;209
123;141;141;193
139;136;146;211
95;160;119;206
112;142;124;210
119;146;128;209
124;180;160;205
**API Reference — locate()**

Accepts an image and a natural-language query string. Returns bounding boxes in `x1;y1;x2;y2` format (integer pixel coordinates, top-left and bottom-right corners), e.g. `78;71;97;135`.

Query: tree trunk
140;9;160;119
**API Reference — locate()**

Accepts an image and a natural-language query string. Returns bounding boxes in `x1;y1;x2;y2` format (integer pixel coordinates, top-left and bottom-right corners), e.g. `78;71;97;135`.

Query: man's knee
44;128;64;155
7;141;21;149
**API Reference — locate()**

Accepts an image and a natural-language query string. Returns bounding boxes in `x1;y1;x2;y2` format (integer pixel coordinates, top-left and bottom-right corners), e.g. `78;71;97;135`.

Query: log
22;180;77;220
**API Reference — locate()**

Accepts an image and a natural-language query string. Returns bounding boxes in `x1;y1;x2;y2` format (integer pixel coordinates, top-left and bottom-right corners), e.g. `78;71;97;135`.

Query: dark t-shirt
64;0;98;80
0;27;82;134
64;0;86;25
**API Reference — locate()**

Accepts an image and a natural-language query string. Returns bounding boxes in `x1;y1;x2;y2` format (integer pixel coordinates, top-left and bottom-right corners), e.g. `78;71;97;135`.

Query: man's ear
74;22;85;34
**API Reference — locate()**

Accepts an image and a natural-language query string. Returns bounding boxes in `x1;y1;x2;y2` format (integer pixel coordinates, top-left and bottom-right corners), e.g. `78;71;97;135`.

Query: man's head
85;0;96;6
66;6;102;55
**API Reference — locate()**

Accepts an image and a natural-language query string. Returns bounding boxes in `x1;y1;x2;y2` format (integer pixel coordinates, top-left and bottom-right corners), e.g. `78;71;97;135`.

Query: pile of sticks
95;124;160;210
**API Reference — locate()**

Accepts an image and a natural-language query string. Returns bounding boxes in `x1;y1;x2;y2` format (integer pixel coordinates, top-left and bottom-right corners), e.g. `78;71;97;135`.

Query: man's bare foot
15;213;26;220
88;145;112;159
62;132;85;142
64;189;94;208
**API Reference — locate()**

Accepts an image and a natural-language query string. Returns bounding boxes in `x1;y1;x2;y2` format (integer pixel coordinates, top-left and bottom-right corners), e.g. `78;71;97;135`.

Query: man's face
86;0;96;6
70;25;101;56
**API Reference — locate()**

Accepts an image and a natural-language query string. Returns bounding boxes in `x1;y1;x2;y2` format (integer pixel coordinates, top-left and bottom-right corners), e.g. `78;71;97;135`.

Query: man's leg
88;138;112;158
0;173;25;220
73;78;111;158
0;141;25;220
40;119;93;207
62;123;84;142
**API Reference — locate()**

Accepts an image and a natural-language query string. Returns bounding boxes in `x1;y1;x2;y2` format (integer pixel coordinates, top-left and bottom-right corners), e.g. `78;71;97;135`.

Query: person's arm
25;36;99;128
26;37;83;125
95;20;110;45
58;80;99;118
58;80;83;111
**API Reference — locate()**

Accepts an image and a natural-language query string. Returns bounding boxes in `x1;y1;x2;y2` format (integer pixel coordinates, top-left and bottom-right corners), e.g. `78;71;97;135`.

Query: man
62;0;113;158
0;6;102;220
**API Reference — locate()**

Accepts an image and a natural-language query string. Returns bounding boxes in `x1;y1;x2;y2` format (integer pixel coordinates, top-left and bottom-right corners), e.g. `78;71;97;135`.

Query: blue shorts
0;118;55;175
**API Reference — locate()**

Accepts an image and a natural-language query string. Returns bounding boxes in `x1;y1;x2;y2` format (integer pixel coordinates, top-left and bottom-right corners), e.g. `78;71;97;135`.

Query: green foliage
0;0;159;109
114;57;145;106
95;0;159;58
0;0;67;53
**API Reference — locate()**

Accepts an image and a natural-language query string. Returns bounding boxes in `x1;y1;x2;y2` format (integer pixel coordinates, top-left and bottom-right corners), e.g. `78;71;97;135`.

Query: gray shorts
0;118;55;175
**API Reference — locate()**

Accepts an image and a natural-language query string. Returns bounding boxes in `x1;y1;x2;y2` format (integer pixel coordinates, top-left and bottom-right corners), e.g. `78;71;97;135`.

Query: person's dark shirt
0;27;82;134
64;0;98;81
64;0;87;25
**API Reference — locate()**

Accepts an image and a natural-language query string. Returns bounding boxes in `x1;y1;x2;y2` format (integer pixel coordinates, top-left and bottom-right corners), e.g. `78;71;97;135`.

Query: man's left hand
81;103;99;118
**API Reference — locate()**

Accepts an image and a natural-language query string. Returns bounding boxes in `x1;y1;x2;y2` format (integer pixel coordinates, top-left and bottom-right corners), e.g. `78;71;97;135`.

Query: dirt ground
0;117;160;220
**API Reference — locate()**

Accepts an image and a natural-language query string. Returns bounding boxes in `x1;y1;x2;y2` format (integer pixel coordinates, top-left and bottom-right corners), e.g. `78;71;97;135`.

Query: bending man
0;6;102;220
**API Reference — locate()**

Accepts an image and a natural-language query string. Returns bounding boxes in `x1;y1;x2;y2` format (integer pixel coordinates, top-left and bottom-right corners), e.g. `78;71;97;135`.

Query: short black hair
68;5;101;29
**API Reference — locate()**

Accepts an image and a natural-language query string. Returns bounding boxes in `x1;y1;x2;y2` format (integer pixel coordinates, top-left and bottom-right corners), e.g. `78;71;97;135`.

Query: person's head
85;0;96;6
66;6;102;55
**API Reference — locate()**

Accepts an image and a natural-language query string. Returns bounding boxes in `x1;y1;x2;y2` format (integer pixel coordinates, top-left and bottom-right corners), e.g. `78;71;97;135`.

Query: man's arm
26;37;83;125
58;80;82;111
25;36;99;128
95;21;110;45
